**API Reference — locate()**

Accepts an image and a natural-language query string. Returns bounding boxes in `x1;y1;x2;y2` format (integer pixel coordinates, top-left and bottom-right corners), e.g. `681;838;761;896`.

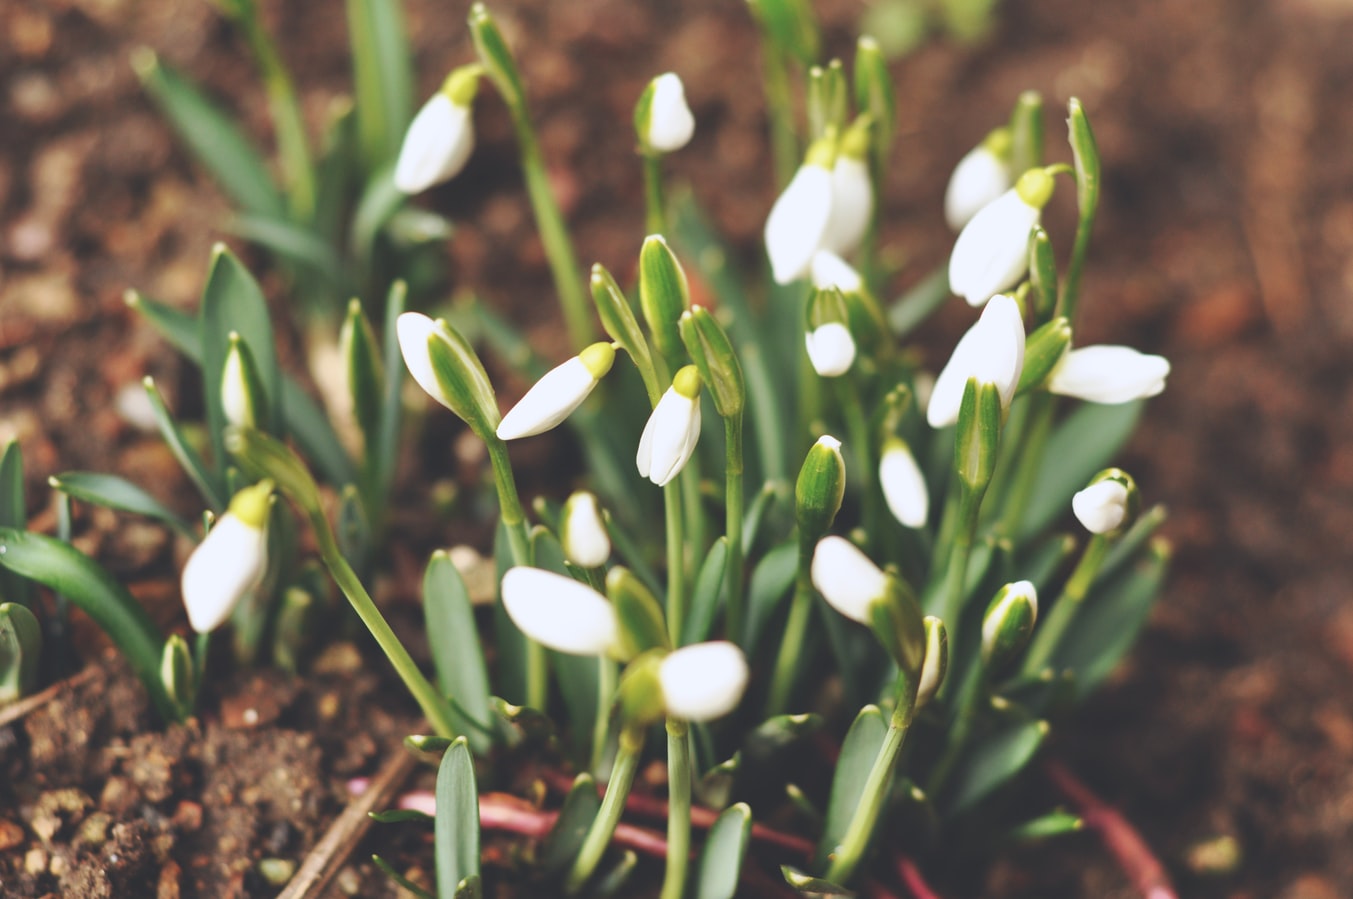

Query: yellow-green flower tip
672;364;702;399
838;115;872;161
983;126;1013;159
442;64;484;107
227;480;274;530
579;342;616;379
1015;167;1056;209
805;132;838;170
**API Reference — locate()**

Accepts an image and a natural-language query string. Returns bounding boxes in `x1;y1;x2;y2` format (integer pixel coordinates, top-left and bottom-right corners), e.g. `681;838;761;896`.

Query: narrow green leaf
229;214;345;287
279;378;357;489
817;706;886;864
131;49;286;220
434;737;480;899
141;378;225;510
945;718;1048;815
1004;810;1083;844
0;529;174;721
534;529;599;755
424;551;494;753
369;809;433;824
312;99;359;249
748;0;820;64
684;537;728;646
539;773;602;872
49;472;193;538
0;602;42;703
0;442;33;608
125;291;202;363
371;854;435;899
491;521;528;706
696;803;752;899
375;280;408;499
744;540;798;656
349;165;405;264
345;0;413;170
744;713;822;760
887;265;950;338
780;866;854;896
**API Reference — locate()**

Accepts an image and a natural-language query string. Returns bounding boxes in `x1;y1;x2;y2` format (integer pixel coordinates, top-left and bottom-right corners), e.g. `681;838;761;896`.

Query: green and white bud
658;642;749;722
679;305;744;419
636;72;695;154
949;167;1057;306
1072;468;1138;535
796;435;846;542
1016;316;1072;395
340;299;384;444
501;567;619;657
394;64;482;194
804;287;855;378
1048;345;1170;404
496;342;615;440
560;491;610;569
606;566;669;660
0;602;41;704
809;536;887;624
765;136;836;284
981;580;1038;671
590;264;656;389
879;438;928;528
221;332;265;430
636;366;703;487
396;312;500;439
639;235;690;363
181;481;272;633
945;127;1013;231
928;294;1026;428
160;633;196;718
916;617;948;709
821;115;874;257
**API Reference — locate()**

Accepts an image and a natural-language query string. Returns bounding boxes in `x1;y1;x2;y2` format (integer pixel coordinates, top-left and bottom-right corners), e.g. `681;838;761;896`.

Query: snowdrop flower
810;250;863;293
765;139;835;285
560;491;610;569
804;323;856;377
821;154;872;258
396;312;499;437
637;365;703;487
927;294;1026;428
981;581;1038;670
916;617;948;709
181;482;271;633
949;168;1055;306
1047;345;1170;404
810;536;888;624
394;65;481;194
1073;479;1130;534
497;343;616;440
944;128;1013;231
221;334;258;429
638;72;695;153
501;567;619;656
658;642;749;721
879;438;928;528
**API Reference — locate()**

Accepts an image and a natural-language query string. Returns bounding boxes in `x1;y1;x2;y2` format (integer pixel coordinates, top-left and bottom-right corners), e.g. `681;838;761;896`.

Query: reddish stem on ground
895;855;943;899
1044;760;1179;899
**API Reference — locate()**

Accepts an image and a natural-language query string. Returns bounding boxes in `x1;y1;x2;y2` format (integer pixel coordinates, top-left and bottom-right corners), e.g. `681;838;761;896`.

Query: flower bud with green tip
945;127;1013;231
678;306;744;419
811;250;888;347
804;288;855;378
765;134;836;284
560;491;610;569
590;264;657;394
396;312;500;440
160;633;196;719
822;114;874;257
639;235;690;363
915;617;948;709
853;36;895;177
810;537;924;675
879;437;928;528
635;72;695;154
928;294;1026;428
0;602;41;704
795;436;846;544
1048;345;1170;404
636;366;703;487
616;651;667;728
181;481;272;633
467;3;525;109
606;566;670;661
500;567;620;658
1016;316;1072;395
497;342;616;440
807;60;847;138
221;332;267;430
394;64;482;194
949;166;1058;306
658;641;749;722
1072;468;1138;535
981;580;1038;672
340;299;384;445
954;379;1004;493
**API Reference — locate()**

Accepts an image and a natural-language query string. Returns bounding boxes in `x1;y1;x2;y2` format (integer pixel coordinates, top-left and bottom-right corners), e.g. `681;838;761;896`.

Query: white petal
500;567;618;656
639;388;701;486
945;146;1012;232
497;357;598;440
805;323;856;377
879;443;929;528
221;347;253;428
561;492;611;568
394;94;475;194
1072;480;1129;533
647;73;695;153
658;642;748;721
397;313;454;410
810;250;863;293
765;166;833;285
1048;346;1171;404
948;189;1041;306
810;536;888;624
926;295;1026;428
181;514;267;633
821;156;873;257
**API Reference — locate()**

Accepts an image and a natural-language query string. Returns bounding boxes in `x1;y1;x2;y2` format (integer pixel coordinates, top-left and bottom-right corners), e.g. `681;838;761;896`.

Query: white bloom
810;250;863;293
636;367;702;487
645;73;695;153
394;93;475;194
497;343;615;440
658;641;749;721
805;323;856;378
397;312;454;410
821;155;873;258
561;492;610;569
501;567;619;656
220;338;255;429
945;144;1012;232
810;536;888;624
765;164;833;285
181;485;270;633
948;186;1041;306
879;439;929;528
927;295;1026;428
1072;480;1129;534
1047;345;1170;404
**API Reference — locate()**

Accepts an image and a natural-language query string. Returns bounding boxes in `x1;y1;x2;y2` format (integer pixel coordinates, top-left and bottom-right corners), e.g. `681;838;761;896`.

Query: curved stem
566;728;644;893
486;436;546;709
643;153;667;235
839;378;879;551
925;657;986;796
1022;533;1110;674
766;557;813;717
660;719;693;899
664;479;687;644
591;656;618;774
723;414;746;645
996;394;1055;539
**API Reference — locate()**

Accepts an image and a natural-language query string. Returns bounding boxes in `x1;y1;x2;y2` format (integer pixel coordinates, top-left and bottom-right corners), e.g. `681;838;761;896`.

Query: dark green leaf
887;265;949;338
345;0;413;169
0;602;42;703
424;551;494;754
349;165;404;264
375;281;408;499
817;706;886;864
49;472;193;538
0;442;33;608
780;866;854;896
434;737;480;899
280;378;357;488
229;214;345;288
684;537;728;646
945;717;1048;815
744;539;798;656
371;854;434;899
744;713;822;760
141;378;225;511
696;803;752;899
126;291;202;363
368;809;434;824
491;521;528;706
539;773;601;873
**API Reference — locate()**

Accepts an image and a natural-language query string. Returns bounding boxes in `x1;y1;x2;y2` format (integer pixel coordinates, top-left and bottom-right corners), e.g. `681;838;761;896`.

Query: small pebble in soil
257;857;296;886
76;811;111;847
1185;833;1243;875
24;846;47;875
0;818;25;850
337;866;363;895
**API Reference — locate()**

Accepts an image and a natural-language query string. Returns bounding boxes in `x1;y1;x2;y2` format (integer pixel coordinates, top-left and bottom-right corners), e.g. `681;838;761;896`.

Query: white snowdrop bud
948;168;1054;306
810;250;863;293
497;343;616;440
927;295;1026;428
500;567;619;656
879;438;929;528
658;642;749;721
765;142;835;284
636;366;703;487
641;72;695;153
1072;479;1130;534
560;491;610;569
1047;345;1170;405
394;66;481;194
805;323;856;378
181;482;271;633
810;536;889;624
944;129;1013;231
821;154;873;258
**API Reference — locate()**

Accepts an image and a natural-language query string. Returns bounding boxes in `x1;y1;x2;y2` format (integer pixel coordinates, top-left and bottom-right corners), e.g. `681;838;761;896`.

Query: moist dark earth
3;0;1353;896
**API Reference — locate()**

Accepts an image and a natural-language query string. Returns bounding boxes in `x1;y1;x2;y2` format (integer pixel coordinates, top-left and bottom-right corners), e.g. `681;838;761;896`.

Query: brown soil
3;0;1353;896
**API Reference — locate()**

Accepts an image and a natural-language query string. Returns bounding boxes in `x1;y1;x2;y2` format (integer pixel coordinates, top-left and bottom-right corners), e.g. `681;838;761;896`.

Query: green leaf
345;0;413;170
684;537;728;646
490;521;528;706
534;529;598;753
281;378;357;489
748;0;820;64
887;265;949;338
0;529;174;721
1004;810;1083;844
744;713;822;760
434;737;480;899
375;281;408;499
696;803;752;899
131;50;286;220
0;442;33;608
349;164;405;264
371;854;435;899
141;378;225;511
780;866;854;896
125;291;202;363
744;539;798;656
817;706;886;864
229;214;345;288
368;809;433;824
424;551;494;754
0;602;42;703
49;472;193;539
1017;400;1144;540
944;717;1048;815
539;773;602;873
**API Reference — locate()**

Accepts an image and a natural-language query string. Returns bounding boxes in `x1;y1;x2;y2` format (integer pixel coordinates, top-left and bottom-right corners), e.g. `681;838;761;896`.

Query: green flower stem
838;378;880;551
194;629;211;693
661;718;694;899
823;676;918;884
723;414;746;645
664;480;687;643
566;726;644;893
486;435;546;709
1058;164;1100;323
939;488;982;639
766;555;814;717
681;457;707;583
643;152;667;235
762;46;798;189
925;653;987;796
591;657;618;774
996;394;1055;539
1021;533;1111;674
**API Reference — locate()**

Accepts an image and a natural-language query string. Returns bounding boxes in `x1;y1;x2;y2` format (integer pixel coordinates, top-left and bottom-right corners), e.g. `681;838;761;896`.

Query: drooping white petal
879;442;929;528
658;641;749;721
396;312;454;410
948;188;1041;306
810;536;888;624
821;156;873;257
1072;480;1129;534
394;94;475;194
500;567;619;656
181;514;267;633
765;165;833;285
497;357;599;440
805;324;855;377
810;250;863;293
561;492;611;569
945;145;1012;231
636;388;701;487
646;73;695;153
1047;345;1171;404
927;295;1026;428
